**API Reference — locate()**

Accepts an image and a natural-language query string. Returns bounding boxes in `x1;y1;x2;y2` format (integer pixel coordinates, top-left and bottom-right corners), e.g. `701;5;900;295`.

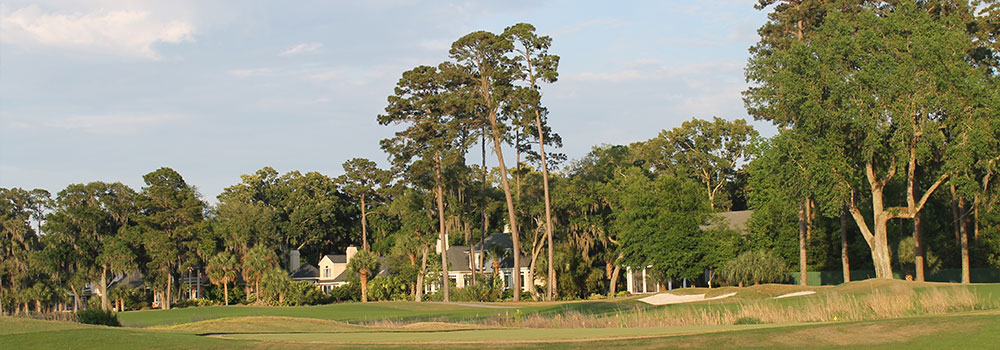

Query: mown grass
4;311;999;349
5;280;998;349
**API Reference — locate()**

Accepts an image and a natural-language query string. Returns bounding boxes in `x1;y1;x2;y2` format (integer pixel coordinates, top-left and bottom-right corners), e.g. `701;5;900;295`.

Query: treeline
3;1;1000;314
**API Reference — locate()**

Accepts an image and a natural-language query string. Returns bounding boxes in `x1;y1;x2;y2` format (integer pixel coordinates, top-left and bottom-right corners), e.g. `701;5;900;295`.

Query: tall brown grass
468;287;995;328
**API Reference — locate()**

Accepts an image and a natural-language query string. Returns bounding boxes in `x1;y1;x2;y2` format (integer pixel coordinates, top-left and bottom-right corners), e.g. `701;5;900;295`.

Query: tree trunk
480;126;488;278
361;268;369;302
361;195;369;252
164;273;173;310
416;247;428;302
486;116;522;301
914;209;925;282
608;254;623;297
841;208;851;283
960;197;970;284
532;109;556;302
847;164;896;280
100;267;110;311
951;185;961;245
799;199;808;286
71;285;79;312
434;151;449;302
224;283;229;306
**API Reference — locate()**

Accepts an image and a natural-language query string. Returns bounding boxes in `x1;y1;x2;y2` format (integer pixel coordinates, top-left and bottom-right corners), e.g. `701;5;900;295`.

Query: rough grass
492;282;996;328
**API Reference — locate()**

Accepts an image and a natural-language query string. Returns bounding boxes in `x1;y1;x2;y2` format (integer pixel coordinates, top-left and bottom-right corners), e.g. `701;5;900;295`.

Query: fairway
214;324;780;343
5;311;1000;349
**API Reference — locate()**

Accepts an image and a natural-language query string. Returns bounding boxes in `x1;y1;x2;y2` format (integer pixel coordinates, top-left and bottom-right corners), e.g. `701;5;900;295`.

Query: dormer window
324;267;330;278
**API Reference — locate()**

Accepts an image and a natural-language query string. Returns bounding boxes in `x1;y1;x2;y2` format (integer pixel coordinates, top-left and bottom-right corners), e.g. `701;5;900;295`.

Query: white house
425;230;533;294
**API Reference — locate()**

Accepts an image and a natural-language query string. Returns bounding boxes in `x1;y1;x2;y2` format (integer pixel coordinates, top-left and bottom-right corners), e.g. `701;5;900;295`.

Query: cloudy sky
1;0;774;202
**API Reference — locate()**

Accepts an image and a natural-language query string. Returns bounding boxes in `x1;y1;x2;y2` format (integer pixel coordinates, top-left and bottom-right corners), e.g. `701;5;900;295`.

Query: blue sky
0;0;773;202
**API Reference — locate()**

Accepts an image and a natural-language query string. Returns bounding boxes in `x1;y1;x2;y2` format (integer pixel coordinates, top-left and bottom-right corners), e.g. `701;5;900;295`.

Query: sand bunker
773;291;816;299
639;292;737;305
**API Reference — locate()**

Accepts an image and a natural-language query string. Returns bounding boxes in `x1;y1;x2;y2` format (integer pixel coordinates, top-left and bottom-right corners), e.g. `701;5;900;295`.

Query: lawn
4;311;998;349
5;280;1000;349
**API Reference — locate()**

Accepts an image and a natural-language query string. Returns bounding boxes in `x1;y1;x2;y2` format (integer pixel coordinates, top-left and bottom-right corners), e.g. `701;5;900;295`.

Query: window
324;267;330;278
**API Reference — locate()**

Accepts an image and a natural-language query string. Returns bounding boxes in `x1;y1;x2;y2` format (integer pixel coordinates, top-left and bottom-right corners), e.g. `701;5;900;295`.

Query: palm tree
206;252;239;305
486;243;508;279
346;250;379;302
242;245;277;303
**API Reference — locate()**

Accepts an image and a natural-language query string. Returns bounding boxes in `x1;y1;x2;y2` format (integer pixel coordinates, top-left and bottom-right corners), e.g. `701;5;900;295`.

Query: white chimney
346;246;358;264
289;249;301;272
503;224;511;234
435;236;449;255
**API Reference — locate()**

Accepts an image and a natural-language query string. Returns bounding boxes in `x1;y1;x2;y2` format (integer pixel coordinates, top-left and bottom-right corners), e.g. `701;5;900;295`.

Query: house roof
291;263;319;279
322;254;347;264
472;233;514;250
330;257;390;282
446;241;529;273
700;210;753;234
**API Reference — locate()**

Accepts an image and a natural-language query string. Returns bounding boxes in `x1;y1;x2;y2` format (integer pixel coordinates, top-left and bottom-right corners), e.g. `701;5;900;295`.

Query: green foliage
76;309;121;327
367;276;410;301
720;250;790;286
284;281;326;306
327;283;360;302
615;167;710;281
452;274;504;302
632;117;758;211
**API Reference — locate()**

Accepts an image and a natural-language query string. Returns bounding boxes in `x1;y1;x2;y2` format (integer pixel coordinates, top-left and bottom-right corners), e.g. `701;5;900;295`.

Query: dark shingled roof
446;232;530;273
700;210;753;234
324;254;347;264
291;263;319;279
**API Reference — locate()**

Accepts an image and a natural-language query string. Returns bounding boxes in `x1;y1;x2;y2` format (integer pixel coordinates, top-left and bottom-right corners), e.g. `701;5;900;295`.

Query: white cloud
0;5;195;60
279;42;323;56
9;113;190;134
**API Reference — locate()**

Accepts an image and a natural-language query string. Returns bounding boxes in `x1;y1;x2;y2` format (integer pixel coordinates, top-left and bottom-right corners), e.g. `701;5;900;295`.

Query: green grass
6;280;1000;349
4;311;999;349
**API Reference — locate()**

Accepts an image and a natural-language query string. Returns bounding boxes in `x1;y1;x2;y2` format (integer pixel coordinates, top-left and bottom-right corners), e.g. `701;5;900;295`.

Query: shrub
368;276;410;301
453;275;504;302
328;282;361;302
76;309;121;327
285;281;325;306
720;250;789;286
173;298;216;308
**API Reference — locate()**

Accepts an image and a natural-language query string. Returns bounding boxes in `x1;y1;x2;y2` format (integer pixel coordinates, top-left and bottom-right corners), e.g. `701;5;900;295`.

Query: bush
76;309;121;327
452;275;503;302
328;283;361;302
173;298;216;308
720;250;789;286
368;276;410;301
285;281;326;306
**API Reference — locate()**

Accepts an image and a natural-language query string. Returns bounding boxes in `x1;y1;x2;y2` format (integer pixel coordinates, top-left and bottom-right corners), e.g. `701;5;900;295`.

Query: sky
0;0;775;203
